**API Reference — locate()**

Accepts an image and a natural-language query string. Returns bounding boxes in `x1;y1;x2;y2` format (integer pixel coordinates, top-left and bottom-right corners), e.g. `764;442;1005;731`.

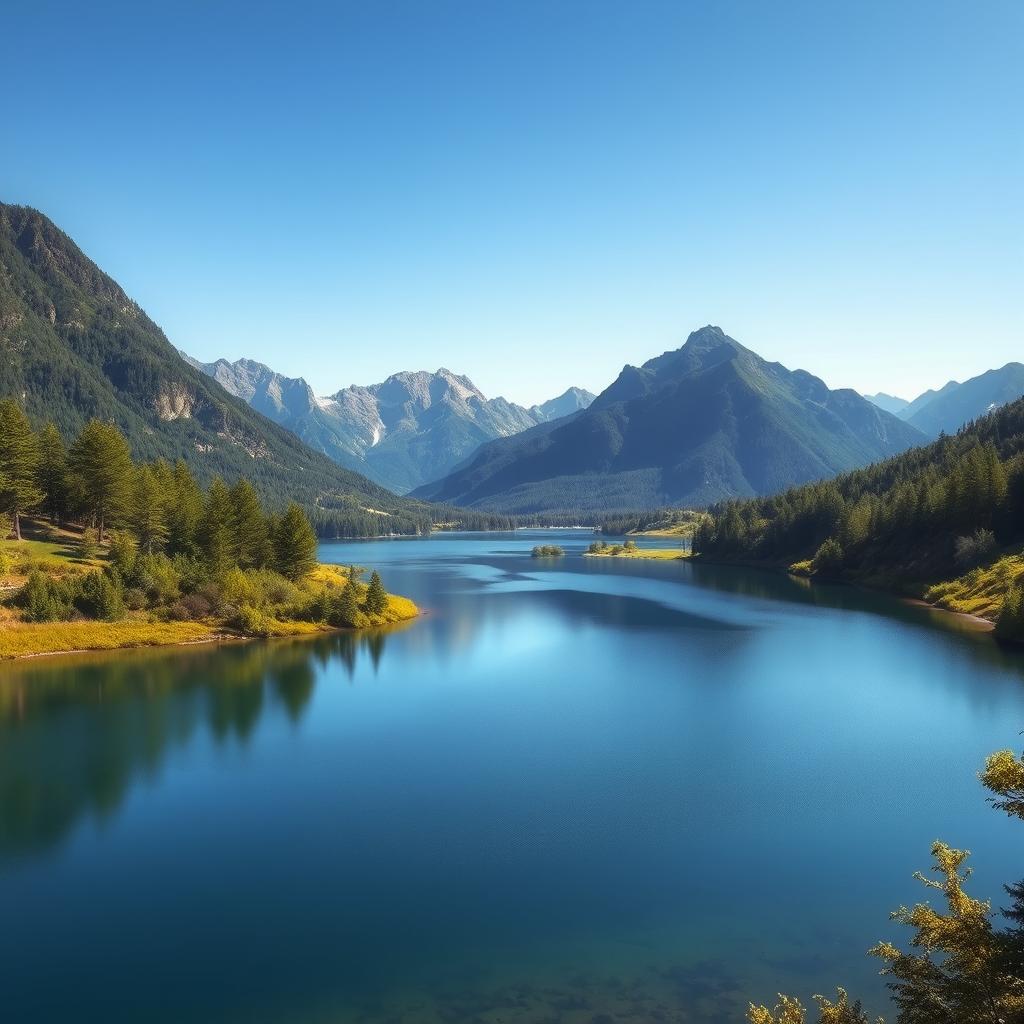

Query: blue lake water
1;530;1023;1023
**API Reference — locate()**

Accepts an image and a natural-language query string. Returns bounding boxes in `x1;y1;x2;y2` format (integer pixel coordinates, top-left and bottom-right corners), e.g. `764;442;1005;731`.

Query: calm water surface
2;530;1023;1023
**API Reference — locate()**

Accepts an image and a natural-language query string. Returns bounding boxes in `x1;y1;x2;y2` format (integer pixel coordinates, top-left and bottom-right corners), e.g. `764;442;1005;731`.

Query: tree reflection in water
0;630;390;861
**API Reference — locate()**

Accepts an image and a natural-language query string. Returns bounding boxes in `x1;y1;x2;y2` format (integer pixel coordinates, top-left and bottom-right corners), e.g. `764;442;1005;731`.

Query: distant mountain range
412;326;926;515
0;203;439;535
186;354;594;493
863;392;909;416
864;363;1024;438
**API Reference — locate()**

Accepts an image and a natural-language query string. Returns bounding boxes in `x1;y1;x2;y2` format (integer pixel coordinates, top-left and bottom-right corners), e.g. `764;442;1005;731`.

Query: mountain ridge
413;326;927;515
187;354;595;493
0;202;437;536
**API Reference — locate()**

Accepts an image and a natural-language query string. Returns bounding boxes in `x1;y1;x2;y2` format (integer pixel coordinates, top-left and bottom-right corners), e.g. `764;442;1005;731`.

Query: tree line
693;397;1024;640
0;401;414;633
0;399;318;577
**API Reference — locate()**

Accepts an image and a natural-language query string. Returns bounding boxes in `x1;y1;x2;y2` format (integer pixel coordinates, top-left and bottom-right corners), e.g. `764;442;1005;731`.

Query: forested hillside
0;203;441;536
694;396;1024;638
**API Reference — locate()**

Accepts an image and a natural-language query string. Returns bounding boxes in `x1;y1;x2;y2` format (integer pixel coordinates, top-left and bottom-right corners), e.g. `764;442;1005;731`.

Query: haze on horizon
4;0;1020;408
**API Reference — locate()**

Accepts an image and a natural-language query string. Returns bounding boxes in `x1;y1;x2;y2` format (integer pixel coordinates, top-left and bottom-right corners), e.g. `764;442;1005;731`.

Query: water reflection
1;534;1023;1024
0;631;391;861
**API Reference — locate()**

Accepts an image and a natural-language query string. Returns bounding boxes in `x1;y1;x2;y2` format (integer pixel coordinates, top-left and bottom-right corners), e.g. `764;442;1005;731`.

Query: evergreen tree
167;460;203;555
36;422;69;524
200;477;235;577
68;420;133;541
230;479;271;568
333;579;361;627
273;502;318;582
0;399;43;540
133;464;169;554
364;570;387;615
78;526;99;560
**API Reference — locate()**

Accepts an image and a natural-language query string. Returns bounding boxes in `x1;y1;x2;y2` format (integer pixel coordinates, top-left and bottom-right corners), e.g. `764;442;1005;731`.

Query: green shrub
954;528;997;569
78;527;99;560
812;537;845;575
230;604;274;637
532;545;565;557
108;532;138;577
76;571;126;621
996;585;1024;643
19;570;74;622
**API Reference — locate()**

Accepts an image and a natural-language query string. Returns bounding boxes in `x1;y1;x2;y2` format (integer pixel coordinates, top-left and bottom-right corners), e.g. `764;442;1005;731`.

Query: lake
2;530;1023;1023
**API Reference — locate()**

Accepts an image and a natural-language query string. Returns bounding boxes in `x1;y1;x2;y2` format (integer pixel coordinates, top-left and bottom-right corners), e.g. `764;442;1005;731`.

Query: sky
4;0;1021;407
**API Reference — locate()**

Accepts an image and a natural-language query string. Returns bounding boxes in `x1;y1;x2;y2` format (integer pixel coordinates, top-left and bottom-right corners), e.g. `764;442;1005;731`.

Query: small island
0;405;418;660
585;539;689;560
531;544;565;557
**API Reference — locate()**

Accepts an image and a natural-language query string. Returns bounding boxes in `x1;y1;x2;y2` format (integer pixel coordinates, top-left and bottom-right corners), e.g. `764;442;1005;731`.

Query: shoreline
0;610;424;665
691;555;998;634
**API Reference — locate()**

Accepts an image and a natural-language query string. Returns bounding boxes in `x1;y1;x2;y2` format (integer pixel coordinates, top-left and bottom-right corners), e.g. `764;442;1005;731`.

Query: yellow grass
0;552;420;658
0;620;216;659
307;563;420;624
585;547;689;560
382;593;419;621
924;555;1024;621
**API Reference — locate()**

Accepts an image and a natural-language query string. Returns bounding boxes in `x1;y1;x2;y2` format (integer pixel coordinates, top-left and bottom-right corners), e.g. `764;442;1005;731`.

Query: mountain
189;356;595;493
901;363;1024;438
412;326;926;516
0;203;437;536
899;379;960;423
864;392;910;416
693;392;1024;626
529;387;596;423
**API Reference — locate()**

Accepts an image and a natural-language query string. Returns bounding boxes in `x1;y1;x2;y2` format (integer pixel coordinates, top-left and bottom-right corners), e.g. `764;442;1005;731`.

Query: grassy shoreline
0;590;420;661
1;530;420;662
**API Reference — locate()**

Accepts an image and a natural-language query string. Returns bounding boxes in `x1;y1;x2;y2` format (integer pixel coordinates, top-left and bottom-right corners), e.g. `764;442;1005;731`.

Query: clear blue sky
5;0;1021;406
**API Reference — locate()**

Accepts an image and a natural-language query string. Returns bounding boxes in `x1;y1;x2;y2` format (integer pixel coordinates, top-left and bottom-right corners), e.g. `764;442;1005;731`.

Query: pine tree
230;479;271;568
200;477;235;577
36;422;69;524
364;570;387;615
0;399;43;540
68;420;133;541
273;502;318;582
133;464;169;554
167;460;203;555
333;579;361;627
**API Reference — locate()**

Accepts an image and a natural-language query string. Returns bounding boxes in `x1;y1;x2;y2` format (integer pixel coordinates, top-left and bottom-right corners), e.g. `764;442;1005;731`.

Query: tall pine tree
230;479;271;569
273;502;317;582
36;422;69;524
0;399;43;541
364;570;387;615
133;464;169;554
200;477;236;576
69;420;133;541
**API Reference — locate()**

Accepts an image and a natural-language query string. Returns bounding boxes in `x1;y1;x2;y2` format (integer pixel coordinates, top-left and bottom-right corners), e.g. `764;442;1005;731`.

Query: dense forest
693;396;1024;641
0;399;413;646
